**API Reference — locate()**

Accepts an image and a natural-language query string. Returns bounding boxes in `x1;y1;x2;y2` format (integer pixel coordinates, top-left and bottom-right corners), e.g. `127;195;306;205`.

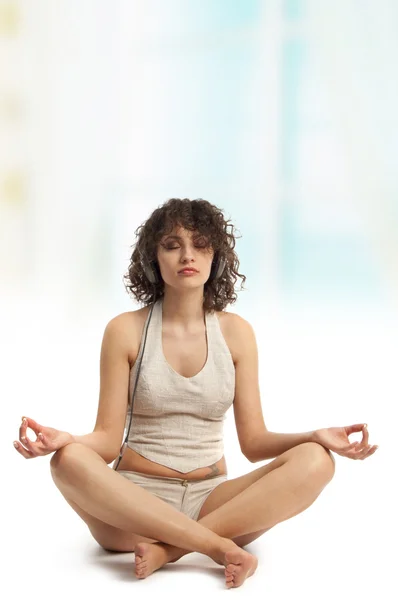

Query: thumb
23;416;42;433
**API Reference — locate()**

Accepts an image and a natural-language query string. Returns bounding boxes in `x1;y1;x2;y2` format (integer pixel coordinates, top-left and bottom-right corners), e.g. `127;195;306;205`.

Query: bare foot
134;538;258;587
134;542;170;579
220;546;258;589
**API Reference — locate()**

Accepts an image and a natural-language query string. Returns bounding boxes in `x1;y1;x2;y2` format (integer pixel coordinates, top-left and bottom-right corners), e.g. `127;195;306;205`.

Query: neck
160;291;206;330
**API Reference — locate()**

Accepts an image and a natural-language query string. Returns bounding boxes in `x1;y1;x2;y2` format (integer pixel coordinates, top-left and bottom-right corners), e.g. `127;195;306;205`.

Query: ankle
156;541;186;563
220;536;238;551
211;537;238;565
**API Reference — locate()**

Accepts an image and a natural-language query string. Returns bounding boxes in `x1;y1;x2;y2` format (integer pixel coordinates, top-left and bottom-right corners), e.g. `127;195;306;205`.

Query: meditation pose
14;198;378;588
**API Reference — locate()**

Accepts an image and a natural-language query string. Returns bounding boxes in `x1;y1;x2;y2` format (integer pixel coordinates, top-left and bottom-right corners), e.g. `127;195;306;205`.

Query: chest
162;329;208;379
163;311;237;378
129;308;236;419
129;309;236;377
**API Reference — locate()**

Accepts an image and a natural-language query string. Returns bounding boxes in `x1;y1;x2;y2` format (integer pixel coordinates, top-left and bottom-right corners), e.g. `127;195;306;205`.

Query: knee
298;442;336;481
50;442;85;473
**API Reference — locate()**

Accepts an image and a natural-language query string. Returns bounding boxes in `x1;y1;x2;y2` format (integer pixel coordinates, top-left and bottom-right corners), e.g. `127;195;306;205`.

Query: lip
178;268;199;273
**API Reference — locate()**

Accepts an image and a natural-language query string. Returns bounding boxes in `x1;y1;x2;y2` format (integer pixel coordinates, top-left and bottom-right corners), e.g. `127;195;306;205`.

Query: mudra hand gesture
13;417;74;458
313;423;378;460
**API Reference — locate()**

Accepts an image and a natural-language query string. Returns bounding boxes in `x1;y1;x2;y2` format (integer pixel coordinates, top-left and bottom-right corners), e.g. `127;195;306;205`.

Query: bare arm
69;431;119;464
248;430;316;462
69;314;133;464
230;314;316;463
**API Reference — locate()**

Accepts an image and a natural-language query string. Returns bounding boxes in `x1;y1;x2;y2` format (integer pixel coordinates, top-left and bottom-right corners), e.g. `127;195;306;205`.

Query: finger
343;449;363;460
36;432;49;451
19;417;37;444
358;445;378;460
20;431;44;456
341;443;368;460
344;423;366;436
351;445;373;460
20;433;35;452
21;416;41;435
19;417;40;447
352;425;369;453
366;446;379;458
19;416;28;438
13;440;34;459
19;418;31;447
37;432;46;445
346;441;360;451
28;416;42;433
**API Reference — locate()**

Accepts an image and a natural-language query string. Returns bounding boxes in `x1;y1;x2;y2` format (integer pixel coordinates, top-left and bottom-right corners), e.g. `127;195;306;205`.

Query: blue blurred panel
281;39;305;183
279;7;385;306
154;45;255;179
283;0;305;21
180;0;261;30
157;0;262;35
280;225;385;304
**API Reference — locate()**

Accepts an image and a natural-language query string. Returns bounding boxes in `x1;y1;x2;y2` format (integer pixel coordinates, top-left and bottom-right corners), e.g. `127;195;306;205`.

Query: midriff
112;303;236;481
116;446;228;480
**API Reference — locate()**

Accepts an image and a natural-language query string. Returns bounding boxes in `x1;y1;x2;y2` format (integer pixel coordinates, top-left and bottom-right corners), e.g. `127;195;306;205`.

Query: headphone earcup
210;254;226;281
145;263;158;284
139;250;159;284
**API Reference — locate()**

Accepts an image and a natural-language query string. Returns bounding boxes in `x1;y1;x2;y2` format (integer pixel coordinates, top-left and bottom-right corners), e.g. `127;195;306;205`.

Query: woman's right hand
13;416;75;459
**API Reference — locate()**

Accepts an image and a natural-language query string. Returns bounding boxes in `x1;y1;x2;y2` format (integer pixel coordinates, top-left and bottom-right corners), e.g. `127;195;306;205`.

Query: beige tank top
123;297;235;472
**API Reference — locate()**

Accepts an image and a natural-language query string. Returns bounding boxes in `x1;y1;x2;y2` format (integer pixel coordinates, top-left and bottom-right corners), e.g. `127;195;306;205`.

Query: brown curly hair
123;198;247;312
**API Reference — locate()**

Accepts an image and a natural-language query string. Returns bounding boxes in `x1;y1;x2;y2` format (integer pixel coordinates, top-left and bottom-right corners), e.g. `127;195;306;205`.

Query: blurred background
2;1;397;598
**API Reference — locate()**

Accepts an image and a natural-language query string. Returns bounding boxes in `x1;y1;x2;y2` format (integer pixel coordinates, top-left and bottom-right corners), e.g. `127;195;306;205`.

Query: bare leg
135;447;334;583
50;443;256;584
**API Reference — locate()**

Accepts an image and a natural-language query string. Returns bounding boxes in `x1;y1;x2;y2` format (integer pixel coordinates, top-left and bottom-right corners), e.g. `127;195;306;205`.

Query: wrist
62;432;76;447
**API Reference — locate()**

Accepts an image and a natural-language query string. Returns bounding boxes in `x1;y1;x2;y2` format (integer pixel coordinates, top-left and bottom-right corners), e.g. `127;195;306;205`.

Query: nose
179;255;197;272
179;245;196;261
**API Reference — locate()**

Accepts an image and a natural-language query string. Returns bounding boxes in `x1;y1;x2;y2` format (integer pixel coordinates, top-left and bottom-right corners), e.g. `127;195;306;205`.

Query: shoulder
108;303;153;331
105;310;138;333
105;307;150;366
219;310;253;334
215;310;255;365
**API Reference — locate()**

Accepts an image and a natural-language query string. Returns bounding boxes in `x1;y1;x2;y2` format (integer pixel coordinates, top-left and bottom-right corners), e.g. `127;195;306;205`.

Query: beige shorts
118;469;228;521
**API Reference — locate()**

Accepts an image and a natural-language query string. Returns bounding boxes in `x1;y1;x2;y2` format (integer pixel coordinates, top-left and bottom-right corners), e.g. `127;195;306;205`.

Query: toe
226;563;236;573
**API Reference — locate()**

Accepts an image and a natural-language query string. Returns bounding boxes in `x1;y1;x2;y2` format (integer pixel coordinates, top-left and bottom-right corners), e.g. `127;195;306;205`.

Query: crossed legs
50;441;335;585
133;442;335;576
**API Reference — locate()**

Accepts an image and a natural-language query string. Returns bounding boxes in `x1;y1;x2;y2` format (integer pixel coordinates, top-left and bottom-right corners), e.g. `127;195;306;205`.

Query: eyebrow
163;234;200;241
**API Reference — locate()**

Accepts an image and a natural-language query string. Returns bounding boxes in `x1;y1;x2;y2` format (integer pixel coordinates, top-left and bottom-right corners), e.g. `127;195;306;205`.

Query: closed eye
165;244;207;251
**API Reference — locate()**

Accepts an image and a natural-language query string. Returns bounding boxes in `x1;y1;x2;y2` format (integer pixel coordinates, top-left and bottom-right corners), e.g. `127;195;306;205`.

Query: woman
13;198;378;589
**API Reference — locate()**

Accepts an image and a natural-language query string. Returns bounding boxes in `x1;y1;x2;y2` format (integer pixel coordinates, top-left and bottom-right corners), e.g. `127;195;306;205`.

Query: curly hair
123;198;247;312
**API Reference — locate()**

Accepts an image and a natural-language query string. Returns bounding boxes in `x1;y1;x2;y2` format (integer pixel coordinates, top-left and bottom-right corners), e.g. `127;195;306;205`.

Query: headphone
113;249;226;471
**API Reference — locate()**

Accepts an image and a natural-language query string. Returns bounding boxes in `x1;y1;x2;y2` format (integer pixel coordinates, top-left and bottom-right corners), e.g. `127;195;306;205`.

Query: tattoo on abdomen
204;463;221;479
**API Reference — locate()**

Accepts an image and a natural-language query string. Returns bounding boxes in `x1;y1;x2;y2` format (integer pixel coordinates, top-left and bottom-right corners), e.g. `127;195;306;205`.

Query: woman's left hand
312;424;378;460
